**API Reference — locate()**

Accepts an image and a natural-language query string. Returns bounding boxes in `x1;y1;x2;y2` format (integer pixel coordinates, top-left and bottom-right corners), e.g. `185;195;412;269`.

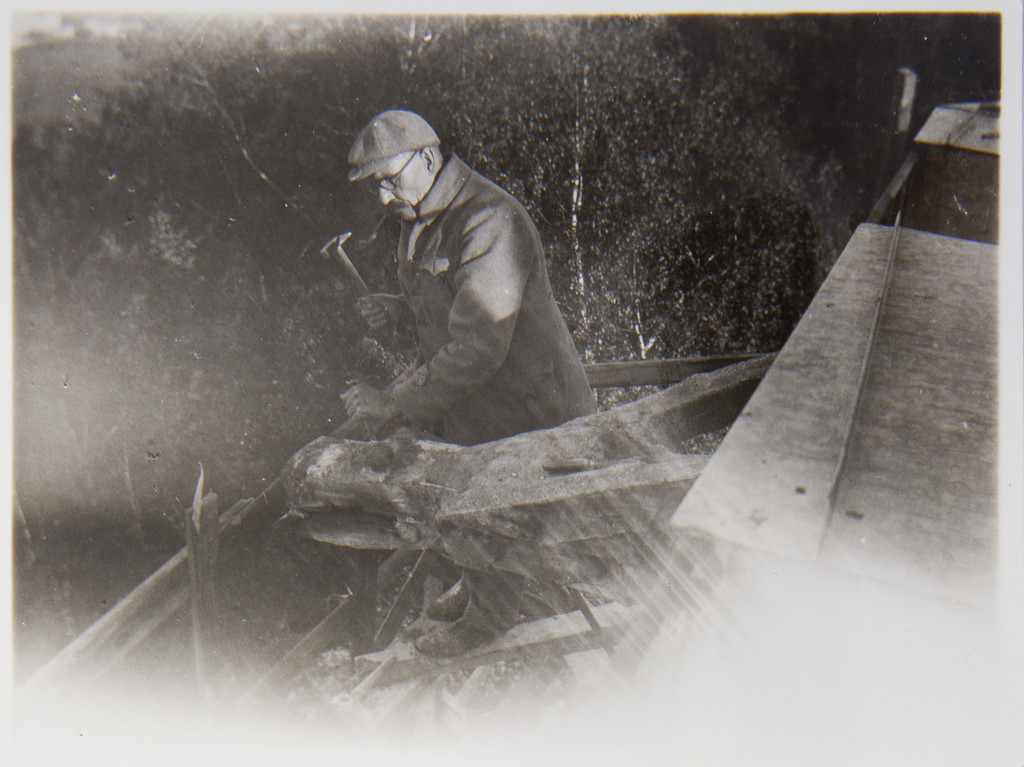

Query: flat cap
347;110;440;182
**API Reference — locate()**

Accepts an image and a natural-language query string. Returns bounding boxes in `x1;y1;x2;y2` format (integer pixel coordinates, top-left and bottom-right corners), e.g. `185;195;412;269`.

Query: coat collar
415;153;470;225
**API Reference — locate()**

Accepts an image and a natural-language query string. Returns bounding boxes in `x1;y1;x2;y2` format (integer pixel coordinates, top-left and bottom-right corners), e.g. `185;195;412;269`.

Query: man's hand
340;383;402;422
356;292;406;329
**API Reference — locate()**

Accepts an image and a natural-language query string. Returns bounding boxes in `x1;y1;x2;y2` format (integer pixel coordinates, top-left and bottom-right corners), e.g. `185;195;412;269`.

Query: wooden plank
823;228;998;601
239;598;355;703
583;354;765;388
303;514;409;550
672;224;894;558
350;655;397;700
366;677;436;731
20;483;282;698
443;456;707;536
914;102;1000;155
20;552;192;699
357;601;646;688
453;664;492;709
566;588;603;632
240;550;434;702
292;356;770;595
827;212;904;508
866;151;917;225
672;225;999;603
440;687;475;734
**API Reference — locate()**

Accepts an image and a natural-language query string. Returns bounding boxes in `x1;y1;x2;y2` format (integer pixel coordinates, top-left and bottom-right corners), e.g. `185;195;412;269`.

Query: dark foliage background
11;13;1000;675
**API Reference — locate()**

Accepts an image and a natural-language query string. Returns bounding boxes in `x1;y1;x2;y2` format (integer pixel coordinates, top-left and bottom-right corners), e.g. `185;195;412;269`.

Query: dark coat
390;154;597;446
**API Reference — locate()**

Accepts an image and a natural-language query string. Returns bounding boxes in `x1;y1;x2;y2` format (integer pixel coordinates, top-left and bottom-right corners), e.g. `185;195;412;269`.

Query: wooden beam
19;482;282;700
821;227;999;600
583;354;766;388
672;225;903;559
350;550;383;655
828;213;903;509
359;601;646;688
184;481;220;692
366;677;436;731
236;550;441;704
292;356;772;598
673;225;999;603
239;597;355;704
866;151;917;225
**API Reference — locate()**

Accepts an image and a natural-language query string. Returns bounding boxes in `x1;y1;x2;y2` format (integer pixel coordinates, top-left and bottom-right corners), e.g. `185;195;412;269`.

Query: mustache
385;202;417;221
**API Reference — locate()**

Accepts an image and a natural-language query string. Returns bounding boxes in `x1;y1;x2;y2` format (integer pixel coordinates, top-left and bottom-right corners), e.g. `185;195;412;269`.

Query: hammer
320;231;370;295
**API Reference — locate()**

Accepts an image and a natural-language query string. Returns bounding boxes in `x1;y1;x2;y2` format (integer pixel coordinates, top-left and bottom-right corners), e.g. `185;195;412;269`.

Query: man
342;109;597;656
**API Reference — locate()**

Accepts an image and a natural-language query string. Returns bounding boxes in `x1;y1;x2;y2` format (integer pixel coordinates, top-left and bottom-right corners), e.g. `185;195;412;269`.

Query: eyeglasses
377;150;420;191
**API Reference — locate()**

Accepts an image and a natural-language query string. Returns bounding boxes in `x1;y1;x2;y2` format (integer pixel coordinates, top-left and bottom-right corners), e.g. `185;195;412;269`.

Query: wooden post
373;550;437;651
872;66;919;209
895;67;919;135
349;549;383;655
184;465;220;694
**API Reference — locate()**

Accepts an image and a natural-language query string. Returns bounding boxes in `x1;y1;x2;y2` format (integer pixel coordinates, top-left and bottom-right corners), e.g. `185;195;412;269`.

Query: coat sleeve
391;204;532;423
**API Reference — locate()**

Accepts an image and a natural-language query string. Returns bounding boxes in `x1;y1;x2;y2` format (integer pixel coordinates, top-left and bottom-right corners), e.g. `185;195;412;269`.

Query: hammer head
319;231;353;260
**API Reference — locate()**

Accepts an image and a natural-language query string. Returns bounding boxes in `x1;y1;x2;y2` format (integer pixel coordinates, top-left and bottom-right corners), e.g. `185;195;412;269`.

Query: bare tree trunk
631;253;659;360
571;65;590;359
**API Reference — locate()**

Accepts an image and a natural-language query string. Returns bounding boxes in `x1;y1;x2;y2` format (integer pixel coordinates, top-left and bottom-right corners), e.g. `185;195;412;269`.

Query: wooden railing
583;353;768;388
